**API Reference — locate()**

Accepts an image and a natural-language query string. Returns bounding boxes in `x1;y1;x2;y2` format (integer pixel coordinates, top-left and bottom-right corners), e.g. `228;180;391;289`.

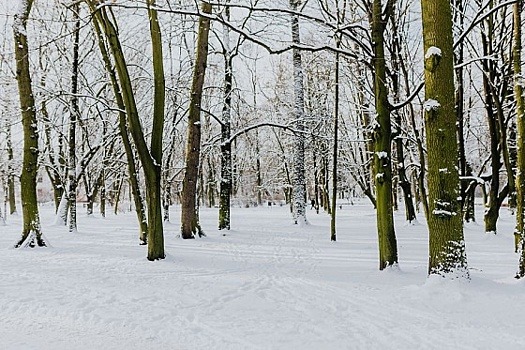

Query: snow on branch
227;122;299;145
93;2;371;67
425;46;441;59
423;99;441;112
391;82;424;110
453;0;517;49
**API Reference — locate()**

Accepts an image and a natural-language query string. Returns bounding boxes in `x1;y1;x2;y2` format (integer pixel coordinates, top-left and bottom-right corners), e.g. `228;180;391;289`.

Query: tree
181;1;212;238
330;1;345;242
452;0;470;222
370;0;398;269
290;0;307;225
477;0;514;234
91;9;148;243
13;0;46;248
68;2;81;233
87;0;165;260
6;123;16;215
389;4;416;223
513;0;525;277
219;2;233;230
145;0;167;258
421;0;468;276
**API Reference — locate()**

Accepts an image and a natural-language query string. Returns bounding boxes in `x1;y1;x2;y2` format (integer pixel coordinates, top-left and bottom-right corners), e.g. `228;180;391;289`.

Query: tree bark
219;3;232;230
371;0;398;269
13;0;46;248
88;1;165;259
513;0;525;277
145;0;166;258
480;3;504;234
181;1;212;238
453;0;469;221
421;0;468;277
390;11;416;223
290;0;307;225
330;46;339;242
6;124;17;215
68;2;80;233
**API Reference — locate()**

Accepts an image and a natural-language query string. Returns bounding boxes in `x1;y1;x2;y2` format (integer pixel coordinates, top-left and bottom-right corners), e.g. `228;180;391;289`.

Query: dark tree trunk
89;1;165;259
390;11;416;223
68;2;81;233
371;0;398;269
91;10;148;243
219;6;232;229
6;124;17;215
13;0;46;248
181;1;212;238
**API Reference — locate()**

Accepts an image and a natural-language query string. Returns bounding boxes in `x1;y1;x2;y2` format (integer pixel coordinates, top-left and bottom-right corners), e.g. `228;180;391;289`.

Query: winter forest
1;0;525;348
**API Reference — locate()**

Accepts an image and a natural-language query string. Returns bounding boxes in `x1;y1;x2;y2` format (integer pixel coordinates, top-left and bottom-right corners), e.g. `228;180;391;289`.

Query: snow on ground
0;200;524;349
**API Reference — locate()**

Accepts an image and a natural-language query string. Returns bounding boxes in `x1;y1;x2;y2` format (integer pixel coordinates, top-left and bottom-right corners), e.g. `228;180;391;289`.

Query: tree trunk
463;165;477;223
206;157;215;208
290;0;307;225
181;1;211;238
6;124;17;215
371;0;398;269
219;4;232;230
453;0;469;222
256;129;263;206
68;3;80;233
13;0;46;248
513;0;525;277
480;7;503;234
100;121;107;218
145;0;166;258
0;200;4;226
162;98;180;223
330;30;341;241
41;91;65;214
89;1;165;259
390;11;416;223
421;0;468;277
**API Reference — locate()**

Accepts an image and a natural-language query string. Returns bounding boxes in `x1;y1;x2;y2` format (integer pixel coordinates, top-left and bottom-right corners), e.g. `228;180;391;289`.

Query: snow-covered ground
1;201;524;349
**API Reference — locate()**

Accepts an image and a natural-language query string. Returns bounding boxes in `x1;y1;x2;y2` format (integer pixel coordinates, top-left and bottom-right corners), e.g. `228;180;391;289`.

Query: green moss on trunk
421;0;468;276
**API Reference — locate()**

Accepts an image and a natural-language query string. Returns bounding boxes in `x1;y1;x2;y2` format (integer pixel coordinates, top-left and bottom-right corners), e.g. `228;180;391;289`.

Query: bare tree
181;1;212;238
13;0;46;248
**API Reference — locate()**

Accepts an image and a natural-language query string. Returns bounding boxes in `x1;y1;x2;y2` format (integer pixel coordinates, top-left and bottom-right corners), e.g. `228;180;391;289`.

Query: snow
375;151;388;159
432;209;457;217
1;202;524;349
425;46;442;59
423;99;441;111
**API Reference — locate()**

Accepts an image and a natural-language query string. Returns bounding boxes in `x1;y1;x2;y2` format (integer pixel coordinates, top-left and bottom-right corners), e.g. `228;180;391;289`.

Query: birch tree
219;2;233;230
67;2;81;233
290;0;307;225
513;0;525;277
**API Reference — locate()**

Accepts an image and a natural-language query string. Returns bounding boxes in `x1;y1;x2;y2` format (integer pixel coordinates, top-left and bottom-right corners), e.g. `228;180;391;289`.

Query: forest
1;0;525;269
1;0;525;347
